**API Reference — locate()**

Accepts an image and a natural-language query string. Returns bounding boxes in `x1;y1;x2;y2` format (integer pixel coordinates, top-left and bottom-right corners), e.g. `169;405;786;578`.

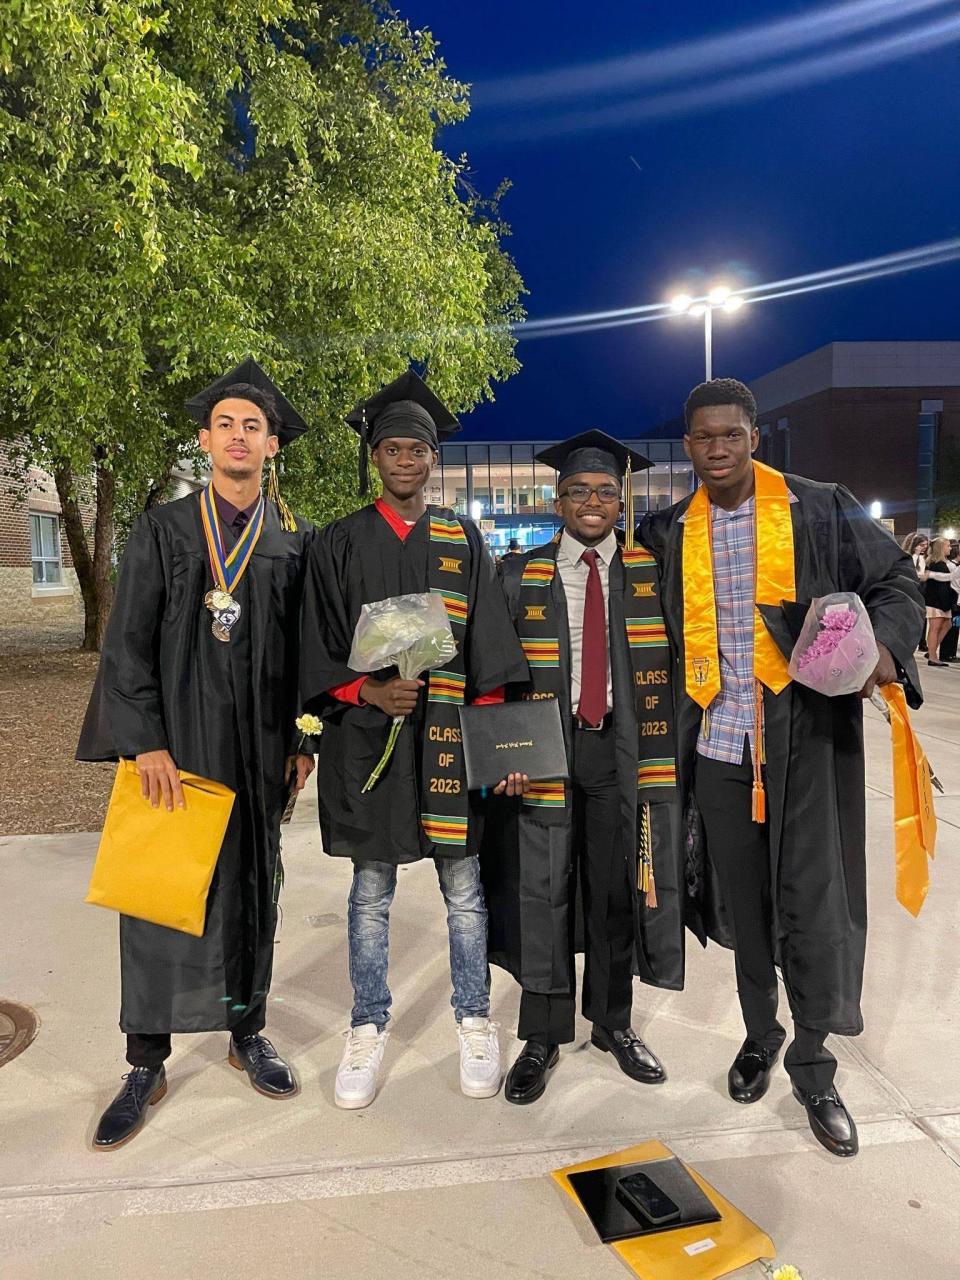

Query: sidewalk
2;673;959;1279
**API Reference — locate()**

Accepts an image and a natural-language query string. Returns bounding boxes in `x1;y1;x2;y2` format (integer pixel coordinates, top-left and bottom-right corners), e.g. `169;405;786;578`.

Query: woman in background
923;537;956;667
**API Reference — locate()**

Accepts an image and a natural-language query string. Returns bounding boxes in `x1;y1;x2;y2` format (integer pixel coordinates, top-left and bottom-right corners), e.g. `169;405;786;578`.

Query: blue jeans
348;857;491;1030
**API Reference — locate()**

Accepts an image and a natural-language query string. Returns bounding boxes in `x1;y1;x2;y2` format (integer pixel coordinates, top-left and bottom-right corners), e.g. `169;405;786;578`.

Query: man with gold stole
638;379;924;1158
77;360;316;1149
299;371;529;1111
482;431;686;1106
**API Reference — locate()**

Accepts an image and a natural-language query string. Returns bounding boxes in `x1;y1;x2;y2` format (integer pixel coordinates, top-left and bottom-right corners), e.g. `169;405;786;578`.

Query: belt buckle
575;716;604;731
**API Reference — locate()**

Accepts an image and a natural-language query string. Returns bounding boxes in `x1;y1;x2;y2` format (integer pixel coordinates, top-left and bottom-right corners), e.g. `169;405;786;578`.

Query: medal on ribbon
199;485;265;641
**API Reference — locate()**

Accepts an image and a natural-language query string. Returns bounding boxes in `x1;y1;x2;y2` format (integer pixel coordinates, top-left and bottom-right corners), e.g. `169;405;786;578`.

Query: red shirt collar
374;496;422;542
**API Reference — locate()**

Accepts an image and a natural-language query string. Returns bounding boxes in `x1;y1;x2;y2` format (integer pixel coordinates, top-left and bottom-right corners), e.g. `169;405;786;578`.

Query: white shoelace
460;1022;498;1062
342;1031;385;1072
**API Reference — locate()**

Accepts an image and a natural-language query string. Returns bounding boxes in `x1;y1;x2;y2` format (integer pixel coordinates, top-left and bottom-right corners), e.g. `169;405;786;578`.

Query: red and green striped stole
420;507;473;850
515;540;677;817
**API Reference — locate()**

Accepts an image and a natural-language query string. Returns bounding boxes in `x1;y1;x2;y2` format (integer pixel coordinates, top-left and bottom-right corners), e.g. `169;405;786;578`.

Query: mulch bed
0;648;114;835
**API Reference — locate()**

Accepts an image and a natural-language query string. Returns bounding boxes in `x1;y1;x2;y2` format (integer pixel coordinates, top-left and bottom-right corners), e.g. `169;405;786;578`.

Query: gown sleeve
834;485;925;705
299;521;367;713
463;523;529;698
97;513;169;758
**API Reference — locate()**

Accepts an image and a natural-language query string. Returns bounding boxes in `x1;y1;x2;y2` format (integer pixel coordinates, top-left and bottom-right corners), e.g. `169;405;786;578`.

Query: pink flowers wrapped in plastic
787;592;879;696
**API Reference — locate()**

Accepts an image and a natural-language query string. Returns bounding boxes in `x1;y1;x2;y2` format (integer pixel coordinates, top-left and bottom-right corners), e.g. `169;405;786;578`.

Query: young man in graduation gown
77;359;316;1149
299;371;529;1110
483;431;686;1105
638;378;924;1158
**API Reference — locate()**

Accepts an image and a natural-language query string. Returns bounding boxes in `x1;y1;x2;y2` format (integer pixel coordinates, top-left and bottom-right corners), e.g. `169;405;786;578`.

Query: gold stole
682;460;796;822
881;684;936;916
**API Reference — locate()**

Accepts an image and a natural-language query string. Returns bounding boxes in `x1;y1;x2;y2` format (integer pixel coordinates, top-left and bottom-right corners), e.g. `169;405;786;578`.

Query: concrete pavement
2;668;959;1279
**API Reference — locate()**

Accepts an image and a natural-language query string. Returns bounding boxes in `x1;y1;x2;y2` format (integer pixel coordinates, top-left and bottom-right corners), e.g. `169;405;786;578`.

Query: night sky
399;0;960;440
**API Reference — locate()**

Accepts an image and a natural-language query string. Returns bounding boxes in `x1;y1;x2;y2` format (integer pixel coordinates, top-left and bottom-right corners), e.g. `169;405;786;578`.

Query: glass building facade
429;439;693;554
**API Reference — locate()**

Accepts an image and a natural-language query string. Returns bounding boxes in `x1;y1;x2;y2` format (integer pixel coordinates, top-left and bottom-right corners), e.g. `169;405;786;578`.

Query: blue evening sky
398;0;960;439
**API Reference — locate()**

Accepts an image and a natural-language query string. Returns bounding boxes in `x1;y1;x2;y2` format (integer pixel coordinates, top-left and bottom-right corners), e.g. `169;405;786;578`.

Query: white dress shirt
556;527;617;715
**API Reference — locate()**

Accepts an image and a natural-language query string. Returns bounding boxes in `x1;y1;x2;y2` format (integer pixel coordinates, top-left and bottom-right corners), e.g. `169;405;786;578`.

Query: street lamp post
670;285;745;381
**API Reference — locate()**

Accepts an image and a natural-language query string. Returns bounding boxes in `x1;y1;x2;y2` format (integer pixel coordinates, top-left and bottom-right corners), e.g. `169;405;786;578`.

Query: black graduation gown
638;475;924;1036
299;504;529;865
76;494;315;1034
481;543;686;996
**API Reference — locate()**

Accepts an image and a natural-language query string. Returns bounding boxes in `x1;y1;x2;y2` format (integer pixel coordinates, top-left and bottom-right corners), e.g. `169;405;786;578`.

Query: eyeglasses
560;483;621;504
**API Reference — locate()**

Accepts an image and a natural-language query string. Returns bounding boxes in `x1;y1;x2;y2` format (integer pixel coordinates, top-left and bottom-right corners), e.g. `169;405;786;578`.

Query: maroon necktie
577;549;607;727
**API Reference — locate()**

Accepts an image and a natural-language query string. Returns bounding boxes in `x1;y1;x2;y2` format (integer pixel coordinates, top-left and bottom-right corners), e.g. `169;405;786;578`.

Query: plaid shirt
696;496;757;764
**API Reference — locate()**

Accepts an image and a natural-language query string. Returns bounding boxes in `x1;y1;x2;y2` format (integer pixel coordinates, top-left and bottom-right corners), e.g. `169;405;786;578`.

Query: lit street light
870;501;883;519
669;283;746;380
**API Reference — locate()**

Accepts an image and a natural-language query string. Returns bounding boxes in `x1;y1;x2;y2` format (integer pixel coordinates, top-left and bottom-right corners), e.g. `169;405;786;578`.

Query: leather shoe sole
590;1033;666;1085
728;1050;779;1104
504;1046;560;1106
93;1077;167;1152
228;1050;299;1099
792;1086;859;1158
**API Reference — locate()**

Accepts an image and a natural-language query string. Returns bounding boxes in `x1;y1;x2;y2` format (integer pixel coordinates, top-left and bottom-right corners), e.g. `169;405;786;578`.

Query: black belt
574;712;613;731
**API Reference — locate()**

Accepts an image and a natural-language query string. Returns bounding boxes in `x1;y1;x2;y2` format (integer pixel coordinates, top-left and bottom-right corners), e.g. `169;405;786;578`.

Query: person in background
923;537;957;667
903;532;929;575
937;543;960;664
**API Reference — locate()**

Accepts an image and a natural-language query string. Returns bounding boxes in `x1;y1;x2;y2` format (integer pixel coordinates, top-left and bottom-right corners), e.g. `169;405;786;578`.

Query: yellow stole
881;684;936;917
682;460;796;821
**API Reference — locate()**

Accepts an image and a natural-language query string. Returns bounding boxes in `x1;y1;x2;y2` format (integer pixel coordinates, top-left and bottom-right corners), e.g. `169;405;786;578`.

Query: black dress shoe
504;1041;560;1105
591;1025;666;1084
792;1085;859;1158
93;1066;167;1150
728;1040;781;1104
228;1034;298;1098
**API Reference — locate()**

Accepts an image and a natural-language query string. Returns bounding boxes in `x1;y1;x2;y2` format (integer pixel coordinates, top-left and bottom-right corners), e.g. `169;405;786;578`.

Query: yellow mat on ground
553;1140;774;1280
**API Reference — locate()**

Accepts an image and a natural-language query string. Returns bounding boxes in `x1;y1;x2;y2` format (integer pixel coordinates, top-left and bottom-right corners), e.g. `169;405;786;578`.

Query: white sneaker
458;1017;502;1099
335;1023;388;1110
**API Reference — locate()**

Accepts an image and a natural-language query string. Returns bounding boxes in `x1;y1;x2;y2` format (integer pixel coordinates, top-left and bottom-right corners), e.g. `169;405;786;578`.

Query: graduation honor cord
199;484;266;641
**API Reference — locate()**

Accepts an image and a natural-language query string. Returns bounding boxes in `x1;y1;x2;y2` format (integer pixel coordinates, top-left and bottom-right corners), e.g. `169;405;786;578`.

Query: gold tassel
268;457;298;532
751;681;766;824
625;458;634;551
638;801;657;908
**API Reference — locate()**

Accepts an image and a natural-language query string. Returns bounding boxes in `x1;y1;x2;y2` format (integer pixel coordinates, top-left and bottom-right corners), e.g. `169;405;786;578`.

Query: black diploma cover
457;698;568;791
567;1157;721;1244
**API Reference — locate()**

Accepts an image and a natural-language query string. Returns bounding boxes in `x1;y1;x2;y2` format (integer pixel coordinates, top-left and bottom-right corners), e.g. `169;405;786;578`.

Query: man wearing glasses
484;431;685;1105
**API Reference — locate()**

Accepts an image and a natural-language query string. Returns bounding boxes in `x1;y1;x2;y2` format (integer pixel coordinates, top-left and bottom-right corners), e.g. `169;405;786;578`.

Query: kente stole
515;540;677;901
682;460;795;822
420;509;473;849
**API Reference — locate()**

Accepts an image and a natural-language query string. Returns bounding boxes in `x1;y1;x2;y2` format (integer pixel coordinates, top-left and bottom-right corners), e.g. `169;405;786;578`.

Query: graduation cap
184;357;308;449
536;430;652;550
185;357;307;531
535;430;651;486
345;370;460;494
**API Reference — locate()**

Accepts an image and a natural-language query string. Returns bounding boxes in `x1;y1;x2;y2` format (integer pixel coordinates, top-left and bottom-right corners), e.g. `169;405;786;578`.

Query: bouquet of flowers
348;592;457;792
787;592;878;696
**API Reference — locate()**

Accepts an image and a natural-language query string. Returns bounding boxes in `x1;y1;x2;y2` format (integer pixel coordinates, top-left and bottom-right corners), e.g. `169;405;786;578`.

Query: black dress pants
694;744;837;1094
125;1003;266;1069
519;720;635;1046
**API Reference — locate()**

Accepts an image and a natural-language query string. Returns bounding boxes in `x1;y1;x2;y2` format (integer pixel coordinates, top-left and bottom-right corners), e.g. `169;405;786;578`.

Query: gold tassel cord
268;457;298;532
624;458;634;551
638;801;657;908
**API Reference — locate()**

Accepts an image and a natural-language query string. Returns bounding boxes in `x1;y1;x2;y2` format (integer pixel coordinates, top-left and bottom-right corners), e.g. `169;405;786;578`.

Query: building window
30;512;63;585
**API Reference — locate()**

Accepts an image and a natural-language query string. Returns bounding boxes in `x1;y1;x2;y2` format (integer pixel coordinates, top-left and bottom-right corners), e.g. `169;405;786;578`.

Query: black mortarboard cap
184;357;309;448
535;430;651;485
345;370;460;494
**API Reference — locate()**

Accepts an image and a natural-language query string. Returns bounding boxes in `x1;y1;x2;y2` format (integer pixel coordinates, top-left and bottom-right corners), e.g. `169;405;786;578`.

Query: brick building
749;341;960;537
0;440;201;648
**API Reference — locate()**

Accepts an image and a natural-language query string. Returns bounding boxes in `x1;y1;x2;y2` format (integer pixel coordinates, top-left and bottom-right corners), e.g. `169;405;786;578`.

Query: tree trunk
54;460;116;651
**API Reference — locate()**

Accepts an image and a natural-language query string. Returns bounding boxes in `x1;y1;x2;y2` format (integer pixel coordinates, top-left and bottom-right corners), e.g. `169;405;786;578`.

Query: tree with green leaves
0;0;524;648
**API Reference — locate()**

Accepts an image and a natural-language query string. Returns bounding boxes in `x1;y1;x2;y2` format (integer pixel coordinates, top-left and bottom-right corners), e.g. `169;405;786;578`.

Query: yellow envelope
554;1141;774;1280
86;759;235;937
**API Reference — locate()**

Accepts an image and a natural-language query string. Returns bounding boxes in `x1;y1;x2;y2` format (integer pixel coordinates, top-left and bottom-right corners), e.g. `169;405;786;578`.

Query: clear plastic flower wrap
348;593;458;791
787;592;878;696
